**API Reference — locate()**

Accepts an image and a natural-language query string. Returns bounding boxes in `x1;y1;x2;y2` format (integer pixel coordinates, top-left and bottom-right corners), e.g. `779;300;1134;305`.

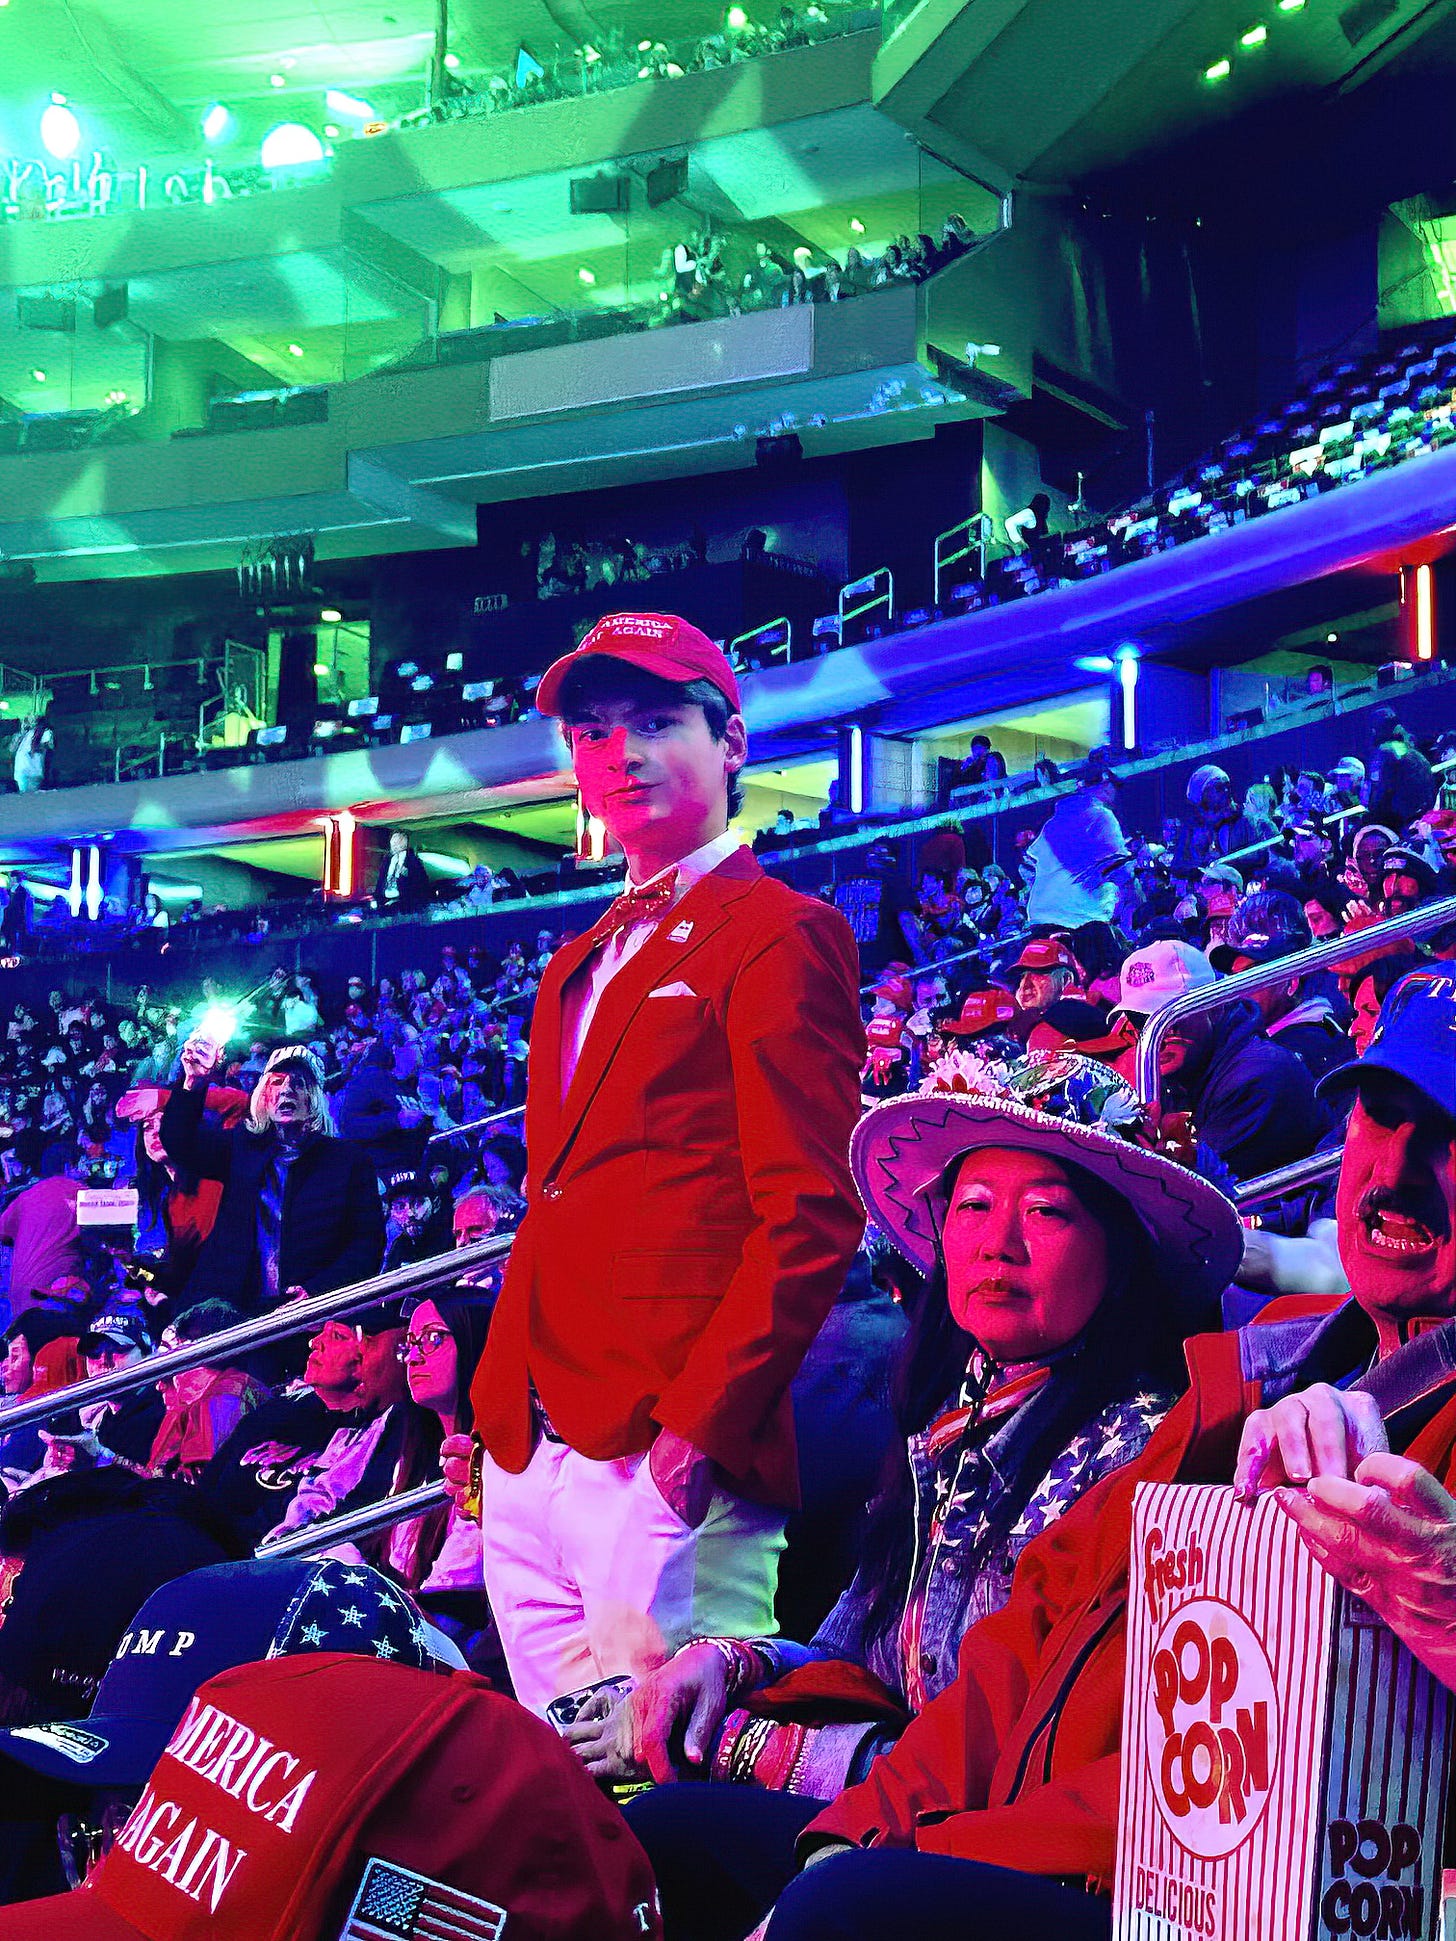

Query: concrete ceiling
874;0;1456;189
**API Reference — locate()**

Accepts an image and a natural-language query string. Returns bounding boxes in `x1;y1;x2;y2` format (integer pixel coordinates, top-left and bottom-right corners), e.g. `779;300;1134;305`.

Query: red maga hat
0;1654;661;1941
534;611;742;717
941;989;1018;1036
1014;937;1079;975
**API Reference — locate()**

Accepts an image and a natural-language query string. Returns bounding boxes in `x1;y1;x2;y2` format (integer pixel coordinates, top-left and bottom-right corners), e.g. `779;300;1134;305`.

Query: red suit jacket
470;845;866;1508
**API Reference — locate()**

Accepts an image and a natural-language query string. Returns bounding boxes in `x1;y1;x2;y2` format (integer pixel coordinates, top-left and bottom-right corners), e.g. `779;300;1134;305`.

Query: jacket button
542;1182;562;1201
940;1557;959;1577
919;1652;935;1674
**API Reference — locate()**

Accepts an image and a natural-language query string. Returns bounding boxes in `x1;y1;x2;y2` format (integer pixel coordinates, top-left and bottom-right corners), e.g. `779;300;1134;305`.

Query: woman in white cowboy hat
585;1058;1243;1875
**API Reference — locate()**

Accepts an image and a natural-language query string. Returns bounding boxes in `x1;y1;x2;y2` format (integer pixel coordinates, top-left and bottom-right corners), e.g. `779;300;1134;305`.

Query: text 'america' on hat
0;1655;663;1941
534;611;741;718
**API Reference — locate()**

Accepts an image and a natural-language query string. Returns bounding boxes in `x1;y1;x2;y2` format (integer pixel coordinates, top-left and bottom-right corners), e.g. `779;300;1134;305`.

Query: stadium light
577;267;596;285
1118;650;1139;751
320;607;342;623
1277;0;1305;11
443;52;461;69
40;98;81;159
202;102;233;142
287;342;304;357
260;123;325;168
1240;24;1268;46
1204;58;1231;80
849;217;865;234
726;5;750;25
325;89;377;122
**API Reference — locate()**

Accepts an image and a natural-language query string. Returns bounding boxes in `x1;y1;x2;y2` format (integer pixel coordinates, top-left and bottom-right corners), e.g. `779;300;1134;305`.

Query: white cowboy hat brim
851;1092;1243;1305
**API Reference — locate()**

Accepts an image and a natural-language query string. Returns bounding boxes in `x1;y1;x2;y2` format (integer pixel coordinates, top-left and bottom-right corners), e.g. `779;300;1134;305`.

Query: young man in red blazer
445;611;866;1718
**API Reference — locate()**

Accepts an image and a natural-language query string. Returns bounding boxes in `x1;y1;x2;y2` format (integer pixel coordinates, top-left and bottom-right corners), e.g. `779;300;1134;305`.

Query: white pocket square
648;982;699;998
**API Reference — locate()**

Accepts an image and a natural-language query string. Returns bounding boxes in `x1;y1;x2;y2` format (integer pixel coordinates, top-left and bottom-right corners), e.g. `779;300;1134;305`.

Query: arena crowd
0;619;1453;1937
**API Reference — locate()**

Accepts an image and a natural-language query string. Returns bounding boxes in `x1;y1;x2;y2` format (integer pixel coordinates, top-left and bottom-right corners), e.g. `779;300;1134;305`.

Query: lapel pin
668;919;694;943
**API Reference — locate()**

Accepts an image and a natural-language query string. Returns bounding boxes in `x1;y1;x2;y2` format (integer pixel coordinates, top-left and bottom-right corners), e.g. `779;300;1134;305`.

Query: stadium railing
1133;892;1456;1106
256;1478;450;1559
424;1104;526;1147
0;1234;513;1437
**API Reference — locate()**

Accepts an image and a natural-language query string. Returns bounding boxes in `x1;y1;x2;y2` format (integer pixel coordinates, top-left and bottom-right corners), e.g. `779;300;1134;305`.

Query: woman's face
2;1335;31;1396
940;1147;1110;1362
402;1298;459;1416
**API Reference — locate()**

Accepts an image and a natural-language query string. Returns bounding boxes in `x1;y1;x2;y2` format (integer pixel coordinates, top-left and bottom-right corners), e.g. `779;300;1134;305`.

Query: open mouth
1361;1207;1439;1257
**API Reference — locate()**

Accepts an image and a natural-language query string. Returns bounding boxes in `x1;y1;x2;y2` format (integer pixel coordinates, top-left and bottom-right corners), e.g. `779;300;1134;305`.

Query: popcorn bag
1113;1483;1449;1941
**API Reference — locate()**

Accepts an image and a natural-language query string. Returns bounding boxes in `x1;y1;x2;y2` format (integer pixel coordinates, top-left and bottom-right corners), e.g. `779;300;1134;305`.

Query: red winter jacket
805;1318;1456;1889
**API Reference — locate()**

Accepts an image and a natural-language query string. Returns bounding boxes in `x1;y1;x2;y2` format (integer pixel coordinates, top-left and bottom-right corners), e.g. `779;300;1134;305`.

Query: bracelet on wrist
688;1635;760;1701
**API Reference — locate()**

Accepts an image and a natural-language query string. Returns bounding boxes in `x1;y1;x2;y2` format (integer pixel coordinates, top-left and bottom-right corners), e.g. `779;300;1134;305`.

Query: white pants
480;1438;785;1719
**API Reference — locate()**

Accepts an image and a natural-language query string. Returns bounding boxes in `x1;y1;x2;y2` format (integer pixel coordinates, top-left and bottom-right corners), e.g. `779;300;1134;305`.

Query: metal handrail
1134;892;1456;1102
730;616;793;665
857;939;987;997
1234;1148;1341;1207
856;929;1032;998
425;1104;525;1146
932;513;993;609
256;1479;450;1559
0;1234;513;1436
838;566;893;639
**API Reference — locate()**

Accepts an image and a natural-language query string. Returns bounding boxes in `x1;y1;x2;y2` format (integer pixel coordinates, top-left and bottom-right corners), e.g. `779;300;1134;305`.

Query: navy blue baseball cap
0;1556;447;1786
1318;965;1456;1121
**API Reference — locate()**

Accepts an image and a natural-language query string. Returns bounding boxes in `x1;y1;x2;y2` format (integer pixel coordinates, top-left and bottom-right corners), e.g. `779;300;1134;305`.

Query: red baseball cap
0;1655;661;1941
534;611;742;717
942;989;1018;1036
1014;938;1078;975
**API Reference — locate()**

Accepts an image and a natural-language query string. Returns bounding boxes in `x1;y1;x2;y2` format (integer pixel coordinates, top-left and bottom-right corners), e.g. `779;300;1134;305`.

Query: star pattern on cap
276;1559;438;1669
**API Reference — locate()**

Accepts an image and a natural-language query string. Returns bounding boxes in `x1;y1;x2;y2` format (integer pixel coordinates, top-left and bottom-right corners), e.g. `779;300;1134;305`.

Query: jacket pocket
611;1251;734;1302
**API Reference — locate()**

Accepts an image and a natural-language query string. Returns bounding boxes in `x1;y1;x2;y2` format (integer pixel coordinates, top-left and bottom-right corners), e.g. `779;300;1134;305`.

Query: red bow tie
589;873;678;947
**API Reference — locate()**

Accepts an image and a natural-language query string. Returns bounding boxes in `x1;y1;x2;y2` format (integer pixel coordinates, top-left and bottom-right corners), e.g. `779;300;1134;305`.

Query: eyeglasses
396;1326;451;1362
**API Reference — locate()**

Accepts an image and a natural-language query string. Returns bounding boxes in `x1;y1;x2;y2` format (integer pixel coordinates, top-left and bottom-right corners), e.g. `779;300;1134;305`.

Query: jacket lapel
525;928;599;1181
543;848;761;1182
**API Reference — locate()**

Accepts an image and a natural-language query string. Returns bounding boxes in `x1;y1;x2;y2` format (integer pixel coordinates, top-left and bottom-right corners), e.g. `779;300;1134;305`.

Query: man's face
1354;834;1388;885
567;690;745;854
1293;832;1326;867
1016;968;1067;1015
1151;1012;1211;1078
1382;872;1423;919
85;1340;142;1379
352;1328;409;1411
1337;1077;1456;1337
454;1199;497;1248
305;1320;362;1405
1351;977;1384;1057
390;1193;432;1236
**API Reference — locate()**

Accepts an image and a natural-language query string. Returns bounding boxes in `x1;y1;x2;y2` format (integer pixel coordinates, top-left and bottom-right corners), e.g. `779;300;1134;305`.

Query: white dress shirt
562;827;742;1094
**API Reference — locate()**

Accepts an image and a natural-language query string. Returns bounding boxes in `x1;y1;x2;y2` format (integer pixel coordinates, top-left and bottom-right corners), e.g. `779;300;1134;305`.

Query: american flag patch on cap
340;1859;507;1940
